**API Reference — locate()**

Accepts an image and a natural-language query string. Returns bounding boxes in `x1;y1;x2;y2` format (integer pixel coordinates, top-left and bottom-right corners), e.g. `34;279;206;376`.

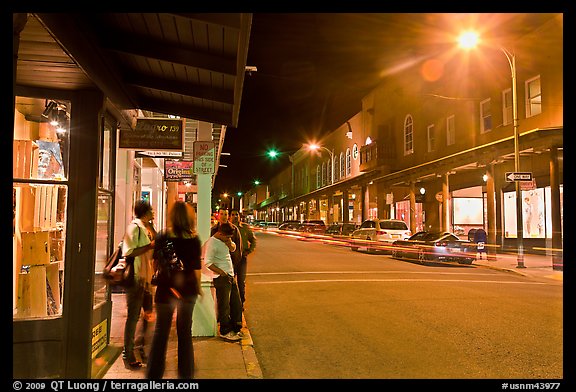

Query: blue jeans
123;282;145;363
146;297;197;379
213;275;243;335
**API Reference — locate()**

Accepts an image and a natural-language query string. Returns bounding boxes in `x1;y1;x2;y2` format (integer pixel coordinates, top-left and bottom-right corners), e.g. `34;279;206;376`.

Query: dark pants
235;256;248;306
123;282;145;363
213;275;243;335
146;297;197;379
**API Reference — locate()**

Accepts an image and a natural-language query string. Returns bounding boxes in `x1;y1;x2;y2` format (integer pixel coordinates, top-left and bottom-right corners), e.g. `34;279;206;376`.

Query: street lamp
308;143;335;185
458;32;525;268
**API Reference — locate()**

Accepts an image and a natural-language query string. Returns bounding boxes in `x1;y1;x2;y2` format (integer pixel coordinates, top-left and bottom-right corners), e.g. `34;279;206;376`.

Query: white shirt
203;236;234;276
122;218;153;284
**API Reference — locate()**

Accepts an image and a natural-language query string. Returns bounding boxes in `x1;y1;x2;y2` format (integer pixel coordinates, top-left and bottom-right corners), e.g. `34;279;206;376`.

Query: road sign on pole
505;172;533;182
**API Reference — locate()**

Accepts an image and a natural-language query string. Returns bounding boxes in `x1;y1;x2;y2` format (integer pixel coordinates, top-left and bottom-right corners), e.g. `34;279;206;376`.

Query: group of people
120;200;256;379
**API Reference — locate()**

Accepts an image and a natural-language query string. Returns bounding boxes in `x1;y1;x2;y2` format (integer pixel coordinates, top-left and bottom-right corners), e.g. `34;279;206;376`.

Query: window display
503;187;560;239
13;96;70;320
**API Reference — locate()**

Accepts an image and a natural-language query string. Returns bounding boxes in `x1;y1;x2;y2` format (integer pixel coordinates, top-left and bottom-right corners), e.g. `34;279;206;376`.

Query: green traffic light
267;149;279;158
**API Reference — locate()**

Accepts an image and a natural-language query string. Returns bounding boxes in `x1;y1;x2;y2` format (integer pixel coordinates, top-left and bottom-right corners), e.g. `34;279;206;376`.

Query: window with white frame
327;159;333;184
404;115;414;155
446;115;455;146
526;76;542;117
321;162;326;186
502;88;513;126
480;98;492;133
339;152;345;179
333;156;339;182
316;165;321;189
346;148;351;176
427;124;436;152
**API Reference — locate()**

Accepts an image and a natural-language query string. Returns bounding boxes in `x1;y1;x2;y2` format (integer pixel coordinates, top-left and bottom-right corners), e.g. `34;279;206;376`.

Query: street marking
248;271;497;276
253;278;548;285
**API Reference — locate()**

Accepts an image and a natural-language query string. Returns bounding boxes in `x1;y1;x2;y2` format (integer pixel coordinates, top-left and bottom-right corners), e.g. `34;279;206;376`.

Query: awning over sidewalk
15;13;252;127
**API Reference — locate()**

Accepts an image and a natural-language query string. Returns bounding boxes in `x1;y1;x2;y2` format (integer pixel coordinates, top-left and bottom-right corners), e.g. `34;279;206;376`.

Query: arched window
316;164;321;188
321;162;326;186
404;115;414;155
346;148;351;176
339;152;345;179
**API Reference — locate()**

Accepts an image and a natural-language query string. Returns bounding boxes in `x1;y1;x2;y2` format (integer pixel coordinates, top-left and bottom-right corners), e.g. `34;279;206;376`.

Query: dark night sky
212;12;560;197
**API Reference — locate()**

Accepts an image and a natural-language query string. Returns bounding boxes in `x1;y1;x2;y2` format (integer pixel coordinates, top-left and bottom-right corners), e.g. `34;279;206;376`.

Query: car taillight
434;241;447;247
376;230;387;235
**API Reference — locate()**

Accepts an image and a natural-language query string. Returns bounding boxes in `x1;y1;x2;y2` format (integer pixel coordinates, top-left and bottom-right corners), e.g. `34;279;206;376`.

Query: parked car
278;220;301;230
390;231;475;265
325;222;358;237
298;220;327;234
350;219;411;252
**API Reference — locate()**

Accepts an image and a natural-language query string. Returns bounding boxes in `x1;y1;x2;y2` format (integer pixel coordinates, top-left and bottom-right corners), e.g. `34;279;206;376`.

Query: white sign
193;141;216;175
505;172;533;182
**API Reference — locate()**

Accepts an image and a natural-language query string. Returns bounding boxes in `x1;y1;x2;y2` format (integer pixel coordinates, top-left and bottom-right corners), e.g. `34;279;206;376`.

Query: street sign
505;172;533;182
193;141;216;175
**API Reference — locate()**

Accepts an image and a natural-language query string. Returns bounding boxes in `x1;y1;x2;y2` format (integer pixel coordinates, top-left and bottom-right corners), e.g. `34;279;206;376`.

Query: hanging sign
119;118;184;150
193;141;216;175
164;160;194;182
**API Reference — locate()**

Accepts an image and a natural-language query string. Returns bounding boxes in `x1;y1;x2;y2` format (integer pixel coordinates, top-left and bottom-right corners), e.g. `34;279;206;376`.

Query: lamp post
308;143;335;185
501;47;525;268
458;32;524;268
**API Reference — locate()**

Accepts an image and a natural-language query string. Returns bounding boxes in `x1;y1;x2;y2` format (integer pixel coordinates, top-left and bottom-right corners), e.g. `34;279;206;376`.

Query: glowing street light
458;31;525;268
307;143;335;185
267;149;279;159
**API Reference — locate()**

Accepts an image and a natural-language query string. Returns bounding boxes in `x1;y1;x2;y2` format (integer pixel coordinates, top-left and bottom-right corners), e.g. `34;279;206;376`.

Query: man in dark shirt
230;210;256;308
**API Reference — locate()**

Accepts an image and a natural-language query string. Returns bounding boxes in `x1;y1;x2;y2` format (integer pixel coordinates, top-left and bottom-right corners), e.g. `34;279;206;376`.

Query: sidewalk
473;251;563;282
99;293;262;380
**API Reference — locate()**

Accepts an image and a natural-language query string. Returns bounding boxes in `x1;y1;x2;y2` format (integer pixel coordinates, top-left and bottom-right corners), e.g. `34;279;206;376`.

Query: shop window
13;96;70;320
503;186;559;239
94;116;116;309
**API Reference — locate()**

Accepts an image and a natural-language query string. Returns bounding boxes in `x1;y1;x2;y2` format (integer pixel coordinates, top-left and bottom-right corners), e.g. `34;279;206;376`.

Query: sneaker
219;331;241;341
235;330;246;339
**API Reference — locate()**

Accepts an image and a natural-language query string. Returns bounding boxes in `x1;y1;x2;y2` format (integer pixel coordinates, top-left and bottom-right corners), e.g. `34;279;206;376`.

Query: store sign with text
119;118;184;150
164;160;194;182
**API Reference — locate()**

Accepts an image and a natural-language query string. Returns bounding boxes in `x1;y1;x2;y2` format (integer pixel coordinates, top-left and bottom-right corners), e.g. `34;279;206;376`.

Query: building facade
251;15;563;267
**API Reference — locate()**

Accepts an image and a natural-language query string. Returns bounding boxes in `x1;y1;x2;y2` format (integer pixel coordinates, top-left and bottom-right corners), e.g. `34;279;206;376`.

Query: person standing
230;210;256;308
146;201;202;379
204;222;243;341
121;200;155;369
211;208;243;273
135;212;157;364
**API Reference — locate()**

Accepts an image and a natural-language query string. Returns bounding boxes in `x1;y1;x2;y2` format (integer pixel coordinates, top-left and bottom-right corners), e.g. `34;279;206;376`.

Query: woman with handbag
146;201;202;379
121;200;155;369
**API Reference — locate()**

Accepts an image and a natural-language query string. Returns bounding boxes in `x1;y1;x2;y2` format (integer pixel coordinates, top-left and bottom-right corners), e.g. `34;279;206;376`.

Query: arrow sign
505;172;533;182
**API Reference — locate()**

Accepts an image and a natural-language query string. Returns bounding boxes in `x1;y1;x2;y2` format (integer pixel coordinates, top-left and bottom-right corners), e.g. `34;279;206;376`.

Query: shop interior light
41;100;57;119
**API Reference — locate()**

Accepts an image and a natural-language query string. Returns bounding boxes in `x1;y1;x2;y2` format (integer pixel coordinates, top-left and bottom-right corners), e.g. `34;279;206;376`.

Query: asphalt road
243;230;563;379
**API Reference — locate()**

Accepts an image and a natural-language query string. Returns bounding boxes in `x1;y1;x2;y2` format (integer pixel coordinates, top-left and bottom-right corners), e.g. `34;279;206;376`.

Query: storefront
13;89;123;378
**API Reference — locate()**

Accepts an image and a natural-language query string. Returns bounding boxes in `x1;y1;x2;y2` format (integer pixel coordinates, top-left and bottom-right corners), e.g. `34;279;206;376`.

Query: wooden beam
138;97;232;126
169;13;241;30
125;73;234;105
102;32;237;76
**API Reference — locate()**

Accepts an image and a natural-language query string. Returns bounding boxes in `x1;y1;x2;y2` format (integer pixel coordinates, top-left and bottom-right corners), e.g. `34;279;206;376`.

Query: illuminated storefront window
13;96;70;320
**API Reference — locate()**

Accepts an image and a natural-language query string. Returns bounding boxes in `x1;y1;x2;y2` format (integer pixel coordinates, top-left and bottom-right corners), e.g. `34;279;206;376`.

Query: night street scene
12;12;570;389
